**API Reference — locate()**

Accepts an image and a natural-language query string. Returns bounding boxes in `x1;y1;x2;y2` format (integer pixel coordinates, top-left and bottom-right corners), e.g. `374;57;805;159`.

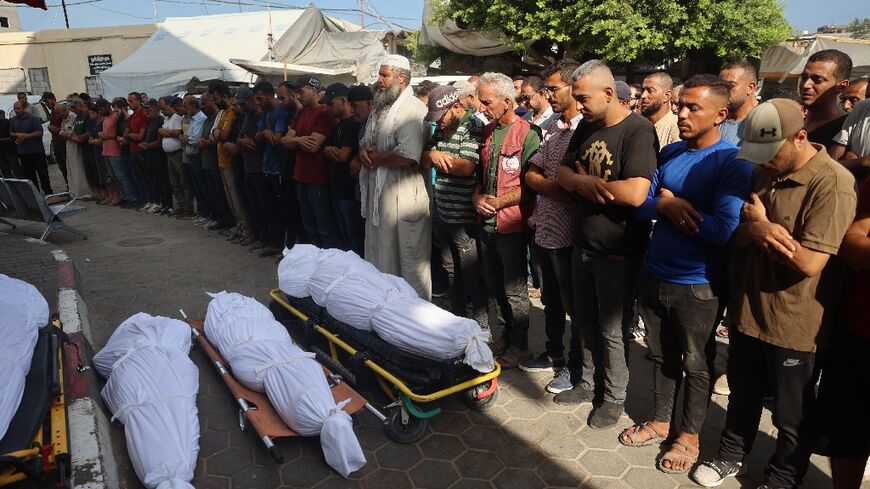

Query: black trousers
533;244;580;369
244;171;266;241
249;172;284;249
479;230;530;348
19;153;53;194
148;152;173;209
54;145;67;184
0;153;23;178
717;331;817;489
205;167;232;225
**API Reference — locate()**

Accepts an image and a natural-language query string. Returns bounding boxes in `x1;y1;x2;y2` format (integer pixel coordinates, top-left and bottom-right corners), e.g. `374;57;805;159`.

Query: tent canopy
99;9;305;97
230;6;388;85
760;36;870;82
418;0;513;56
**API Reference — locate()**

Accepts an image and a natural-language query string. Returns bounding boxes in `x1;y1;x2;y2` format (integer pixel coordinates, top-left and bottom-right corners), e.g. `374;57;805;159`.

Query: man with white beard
359;55;431;300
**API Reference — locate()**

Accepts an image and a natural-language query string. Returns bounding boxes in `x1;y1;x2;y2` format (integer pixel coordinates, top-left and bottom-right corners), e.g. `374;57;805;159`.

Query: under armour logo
759;127;778;137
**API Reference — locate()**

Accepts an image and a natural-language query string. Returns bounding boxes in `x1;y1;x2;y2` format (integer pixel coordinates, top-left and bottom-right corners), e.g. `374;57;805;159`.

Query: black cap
233;86;254;105
347;84;373;102
143;98;159;108
321;83;349;104
295;75;322;90
93;98;111;109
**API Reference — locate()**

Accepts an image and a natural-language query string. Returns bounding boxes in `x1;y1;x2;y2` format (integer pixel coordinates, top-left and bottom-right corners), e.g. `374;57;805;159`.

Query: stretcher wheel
238;409;247;432
385;408;427;444
463;380;499;411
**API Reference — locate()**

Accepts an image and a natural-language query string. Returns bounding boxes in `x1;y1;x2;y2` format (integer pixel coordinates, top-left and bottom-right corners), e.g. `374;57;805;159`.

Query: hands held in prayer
427;151;454;174
566;162;614;205
360;146;376;170
741;193;797;260
741;193;768;223
657;188;703;235
473;193;497;217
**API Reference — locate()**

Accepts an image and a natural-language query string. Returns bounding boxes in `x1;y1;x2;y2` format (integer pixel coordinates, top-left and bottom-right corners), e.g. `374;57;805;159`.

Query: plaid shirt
528;114;581;249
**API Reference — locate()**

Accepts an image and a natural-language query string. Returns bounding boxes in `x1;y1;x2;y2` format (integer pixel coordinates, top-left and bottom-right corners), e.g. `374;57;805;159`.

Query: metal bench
0;179;17;230
0;178;88;241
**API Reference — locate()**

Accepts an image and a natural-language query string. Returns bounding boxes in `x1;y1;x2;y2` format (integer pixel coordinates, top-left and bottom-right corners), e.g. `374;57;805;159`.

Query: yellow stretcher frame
0;318;70;487
269;289;501;404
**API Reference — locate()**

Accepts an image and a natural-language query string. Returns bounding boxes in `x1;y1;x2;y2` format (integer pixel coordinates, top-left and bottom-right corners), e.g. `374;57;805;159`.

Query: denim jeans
297;182;340;249
122;156;146;204
533;245;579;369
480;231;530;348
717;331;817;489
187;153;211;218
105;156;137;203
638;272;719;433
166;151;192;212
571;247;637;404
334;197;364;255
440;222;487;325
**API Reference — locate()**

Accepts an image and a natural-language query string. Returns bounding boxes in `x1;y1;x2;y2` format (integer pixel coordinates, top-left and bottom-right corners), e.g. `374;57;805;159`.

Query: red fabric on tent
4;0;47;10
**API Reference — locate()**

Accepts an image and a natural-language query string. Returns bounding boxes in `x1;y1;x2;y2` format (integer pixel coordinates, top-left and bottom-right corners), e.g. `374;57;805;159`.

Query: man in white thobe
359;55;432;300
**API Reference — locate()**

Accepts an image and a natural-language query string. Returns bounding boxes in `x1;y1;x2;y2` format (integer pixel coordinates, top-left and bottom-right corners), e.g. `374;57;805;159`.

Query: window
28;67;50;95
84;75;103;97
0;18;8;28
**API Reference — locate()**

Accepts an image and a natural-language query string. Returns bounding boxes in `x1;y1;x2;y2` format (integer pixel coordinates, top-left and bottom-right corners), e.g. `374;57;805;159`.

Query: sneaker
713;374;730;396
207;221;232;231
518;352;564;373
628;324;646;341
160;207;173;216
691;459;745;487
138;203;151;212
588;400;623;430
203;220;218;229
193;216;208;224
220;226;237;237
147;203;161;213
546;368;575;394
553;384;595;405
258;246;280;257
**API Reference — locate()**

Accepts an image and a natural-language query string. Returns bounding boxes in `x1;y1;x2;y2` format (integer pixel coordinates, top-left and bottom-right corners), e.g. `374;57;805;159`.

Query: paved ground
2;166;863;489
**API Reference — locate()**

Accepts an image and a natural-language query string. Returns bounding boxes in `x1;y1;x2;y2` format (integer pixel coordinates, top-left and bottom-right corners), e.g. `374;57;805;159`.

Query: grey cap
615;81;632;101
233;86;254;105
425;85;460;123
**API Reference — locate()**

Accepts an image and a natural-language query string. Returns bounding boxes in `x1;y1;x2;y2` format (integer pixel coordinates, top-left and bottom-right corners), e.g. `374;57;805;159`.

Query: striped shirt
528;113;581;249
431;111;484;225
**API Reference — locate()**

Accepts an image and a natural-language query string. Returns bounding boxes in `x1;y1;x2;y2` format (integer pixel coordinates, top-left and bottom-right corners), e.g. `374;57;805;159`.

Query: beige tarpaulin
418;0;514;56
759;36;870;82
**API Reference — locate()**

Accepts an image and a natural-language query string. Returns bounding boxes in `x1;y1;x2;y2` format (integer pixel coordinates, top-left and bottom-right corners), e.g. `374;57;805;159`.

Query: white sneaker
193;216;207;225
691;459;745;487
713;374;730;396
147;203;161;213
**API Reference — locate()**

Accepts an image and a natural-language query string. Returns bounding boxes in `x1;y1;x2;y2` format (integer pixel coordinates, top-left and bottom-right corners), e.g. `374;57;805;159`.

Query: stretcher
269;289;501;444
0;315;71;488
181;314;385;464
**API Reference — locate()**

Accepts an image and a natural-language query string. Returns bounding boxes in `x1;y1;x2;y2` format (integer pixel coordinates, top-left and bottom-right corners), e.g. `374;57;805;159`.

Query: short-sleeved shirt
654;110;681;148
145;116;164;164
833;98;870;157
161;113;183;153
258;104;288;175
718;118;746;147
9;113;44;155
101;112;121;157
0;118;16;155
291;104;337;185
430;110;483;225
560;112;658;257
808;114;847;153
200;112;218;170
528;114;581;249
841;176;870;341
215;108;236;169
49;109;65;150
127;108;148;154
728;144;857;352
324;115;362;199
482;120;542;233
240;109;264;174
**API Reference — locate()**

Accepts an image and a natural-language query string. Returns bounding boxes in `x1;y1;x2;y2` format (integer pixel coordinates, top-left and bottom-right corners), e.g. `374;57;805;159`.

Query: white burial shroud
204;292;366;478
95;313;199;489
277;246;495;372
0;274;49;440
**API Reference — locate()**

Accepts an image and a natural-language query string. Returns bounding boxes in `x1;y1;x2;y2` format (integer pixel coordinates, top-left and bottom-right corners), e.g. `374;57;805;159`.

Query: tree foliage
428;0;794;65
849;18;870;40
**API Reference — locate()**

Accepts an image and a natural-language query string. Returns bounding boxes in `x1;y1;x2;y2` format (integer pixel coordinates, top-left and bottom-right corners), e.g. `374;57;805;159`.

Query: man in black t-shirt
555;60;658;429
0;110;23;178
799;49;853;152
142;100;173;213
322;83;364;254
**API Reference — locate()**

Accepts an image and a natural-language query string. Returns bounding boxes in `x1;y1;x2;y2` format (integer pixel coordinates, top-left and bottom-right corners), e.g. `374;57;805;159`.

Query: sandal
619;421;667;447
657;439;699;474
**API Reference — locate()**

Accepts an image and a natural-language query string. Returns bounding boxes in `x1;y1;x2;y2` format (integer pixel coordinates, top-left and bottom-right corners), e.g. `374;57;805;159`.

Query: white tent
99;10;305;97
760;35;870;82
417;0;513;56
230;6;388;86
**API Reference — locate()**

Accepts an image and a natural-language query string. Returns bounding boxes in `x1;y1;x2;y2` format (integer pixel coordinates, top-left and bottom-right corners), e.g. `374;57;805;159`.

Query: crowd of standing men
1;50;869;489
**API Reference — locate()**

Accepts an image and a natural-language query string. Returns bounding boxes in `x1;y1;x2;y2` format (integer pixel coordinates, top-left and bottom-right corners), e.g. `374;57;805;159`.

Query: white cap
380;54;411;71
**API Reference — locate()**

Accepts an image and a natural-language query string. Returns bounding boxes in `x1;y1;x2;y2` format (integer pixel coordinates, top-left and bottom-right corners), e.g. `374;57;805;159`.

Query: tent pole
61;0;70;29
360;0;364;29
283;61;287;81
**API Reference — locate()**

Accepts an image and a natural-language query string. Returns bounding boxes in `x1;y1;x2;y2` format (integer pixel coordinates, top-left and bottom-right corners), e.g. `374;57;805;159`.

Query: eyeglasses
544;84;569;94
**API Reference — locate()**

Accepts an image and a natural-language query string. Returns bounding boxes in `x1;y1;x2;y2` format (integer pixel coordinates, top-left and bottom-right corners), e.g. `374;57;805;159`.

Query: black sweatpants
19;153;53;194
205;167;232;225
717;331;817;489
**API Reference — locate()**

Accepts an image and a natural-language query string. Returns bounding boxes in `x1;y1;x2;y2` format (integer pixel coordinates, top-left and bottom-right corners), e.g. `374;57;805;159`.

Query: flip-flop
657;439;699;474
619;421;667;447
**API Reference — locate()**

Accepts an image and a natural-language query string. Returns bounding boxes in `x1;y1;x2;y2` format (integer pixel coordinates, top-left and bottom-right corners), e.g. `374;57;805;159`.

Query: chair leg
57;222;87;240
0;217;15;229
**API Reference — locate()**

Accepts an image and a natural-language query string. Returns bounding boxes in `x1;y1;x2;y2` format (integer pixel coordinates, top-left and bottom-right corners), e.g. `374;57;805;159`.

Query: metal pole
237;0;242;12
60;0;70;29
360;0;364;29
152;0;158;23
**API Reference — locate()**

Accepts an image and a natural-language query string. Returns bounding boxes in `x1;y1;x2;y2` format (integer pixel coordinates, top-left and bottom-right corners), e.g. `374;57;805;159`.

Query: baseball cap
295;75;322;90
143;98;159;108
233;86;253;105
347;84;373;102
321;83;349;104
425;85;460;123
452;80;476;97
93;98;111;109
736;98;805;165
615;81;632;101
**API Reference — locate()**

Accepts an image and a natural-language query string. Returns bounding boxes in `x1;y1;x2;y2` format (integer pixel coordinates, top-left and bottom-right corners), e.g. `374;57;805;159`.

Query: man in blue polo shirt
10;100;52;193
619;74;752;474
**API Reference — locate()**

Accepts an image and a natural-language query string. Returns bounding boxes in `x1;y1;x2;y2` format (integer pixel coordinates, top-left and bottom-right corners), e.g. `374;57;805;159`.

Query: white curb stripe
52;249;70;262
69;398;119;489
58;289;82;335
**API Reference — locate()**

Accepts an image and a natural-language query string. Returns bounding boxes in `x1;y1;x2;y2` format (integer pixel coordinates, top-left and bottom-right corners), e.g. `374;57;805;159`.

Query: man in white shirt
159;96;193;217
520;76;557;137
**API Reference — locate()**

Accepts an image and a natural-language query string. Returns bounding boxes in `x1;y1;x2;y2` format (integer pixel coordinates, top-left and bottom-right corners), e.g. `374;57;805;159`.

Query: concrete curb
52;248;119;489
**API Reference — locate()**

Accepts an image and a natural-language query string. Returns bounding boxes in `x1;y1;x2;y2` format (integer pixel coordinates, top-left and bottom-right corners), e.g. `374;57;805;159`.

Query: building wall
0;1;21;32
0;23;155;98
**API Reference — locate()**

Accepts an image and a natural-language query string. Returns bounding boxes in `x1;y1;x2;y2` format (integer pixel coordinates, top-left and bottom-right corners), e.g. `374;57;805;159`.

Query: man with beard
640;72;680;148
718;60;759;147
840;76;868;113
253;81;289;257
198;92;233;230
520;76;556;136
422;84;487;326
800;49;852;151
622;75;752;474
210;80;248;239
359;54;431;300
9;100;52;193
692;98;856;489
473;72;542;367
